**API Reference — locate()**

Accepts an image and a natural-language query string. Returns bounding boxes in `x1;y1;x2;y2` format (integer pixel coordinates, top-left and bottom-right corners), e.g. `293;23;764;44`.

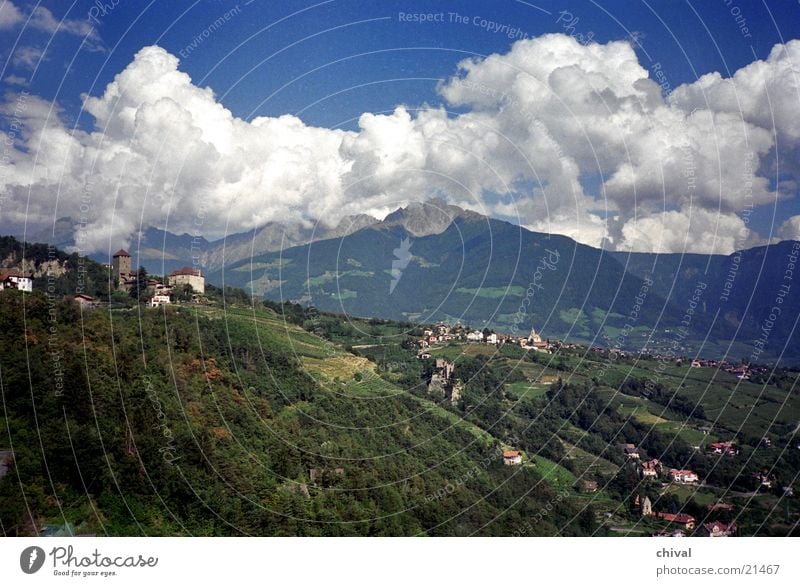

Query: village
415;322;558;357
0;247;206;309
497;440;756;536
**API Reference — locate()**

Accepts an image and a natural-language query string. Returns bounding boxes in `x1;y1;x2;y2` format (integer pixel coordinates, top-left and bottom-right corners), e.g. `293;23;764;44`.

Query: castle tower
642;496;653;517
112;249;132;288
529;328;542;344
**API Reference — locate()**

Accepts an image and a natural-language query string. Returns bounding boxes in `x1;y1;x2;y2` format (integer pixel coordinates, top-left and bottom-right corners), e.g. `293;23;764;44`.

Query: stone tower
112;249;132;288
641;496;653;517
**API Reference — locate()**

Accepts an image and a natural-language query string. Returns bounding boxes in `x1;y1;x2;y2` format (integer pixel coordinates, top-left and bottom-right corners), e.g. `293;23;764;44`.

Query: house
709;441;738;456
656;512;696;530
485;332;498;345
669;469;699;483
417;352;431;359
0;269;33;292
691;359;702;368
149;294;172;308
707;502;734;514
701;520;736;537
580;480;598;493
72;293;97;308
168;266;205;294
466;331;483;342
641;459;661;477
623;444;640;459
532;340;550;352
503;450;522;466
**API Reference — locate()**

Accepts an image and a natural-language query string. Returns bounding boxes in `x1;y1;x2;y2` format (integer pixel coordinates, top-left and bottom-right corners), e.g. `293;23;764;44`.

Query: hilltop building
168;266;205;294
112;249;136;291
150;294;172;308
0;269;33;292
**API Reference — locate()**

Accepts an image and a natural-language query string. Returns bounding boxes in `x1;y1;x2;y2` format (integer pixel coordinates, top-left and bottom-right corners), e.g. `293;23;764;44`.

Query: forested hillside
0;291;595;536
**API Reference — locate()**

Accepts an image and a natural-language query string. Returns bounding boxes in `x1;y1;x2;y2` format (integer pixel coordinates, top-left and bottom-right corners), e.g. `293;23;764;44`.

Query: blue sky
9;0;799;127
1;0;799;253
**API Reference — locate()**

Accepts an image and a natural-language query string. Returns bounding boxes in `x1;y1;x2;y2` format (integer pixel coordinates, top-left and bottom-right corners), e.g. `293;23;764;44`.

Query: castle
112;249;136;291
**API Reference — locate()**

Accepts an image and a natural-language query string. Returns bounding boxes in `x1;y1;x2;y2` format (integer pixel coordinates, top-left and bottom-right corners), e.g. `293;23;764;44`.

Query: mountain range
24;200;800;361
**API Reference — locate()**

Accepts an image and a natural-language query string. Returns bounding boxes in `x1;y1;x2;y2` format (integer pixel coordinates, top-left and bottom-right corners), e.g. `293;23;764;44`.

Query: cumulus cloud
0;36;798;254
618;208;757;254
778;215;800;241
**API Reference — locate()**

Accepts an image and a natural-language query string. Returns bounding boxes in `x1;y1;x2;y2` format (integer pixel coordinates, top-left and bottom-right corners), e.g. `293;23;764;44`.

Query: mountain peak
382;198;482;236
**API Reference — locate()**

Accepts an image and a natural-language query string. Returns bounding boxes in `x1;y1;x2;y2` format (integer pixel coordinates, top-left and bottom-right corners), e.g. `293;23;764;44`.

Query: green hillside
0;291;598;536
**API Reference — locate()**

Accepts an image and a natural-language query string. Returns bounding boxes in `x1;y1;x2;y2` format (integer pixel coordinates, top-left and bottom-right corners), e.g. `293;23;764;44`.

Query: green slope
0;292;598;536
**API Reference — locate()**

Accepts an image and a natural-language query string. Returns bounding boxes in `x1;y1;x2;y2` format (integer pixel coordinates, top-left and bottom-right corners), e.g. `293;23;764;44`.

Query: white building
669;469;699;483
0;270;33;292
466;331;484;342
486;332;498;344
150;294;172;308
168;267;205;294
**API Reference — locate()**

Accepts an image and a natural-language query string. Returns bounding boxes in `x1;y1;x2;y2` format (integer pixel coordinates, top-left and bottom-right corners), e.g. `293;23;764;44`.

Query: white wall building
0;270;33;292
168;267;205;294
150;294;172;308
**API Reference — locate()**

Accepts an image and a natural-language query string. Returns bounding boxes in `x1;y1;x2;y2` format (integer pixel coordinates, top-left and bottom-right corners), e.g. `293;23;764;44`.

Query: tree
171;283;194;303
129;266;151;302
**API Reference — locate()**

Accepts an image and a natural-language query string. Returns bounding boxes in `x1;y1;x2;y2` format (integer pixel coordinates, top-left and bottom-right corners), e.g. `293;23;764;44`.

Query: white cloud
29;6;103;51
0;1;23;30
618;208;755;254
12;46;44;70
3;73;27;86
778;215;800;241
0;36;798;254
